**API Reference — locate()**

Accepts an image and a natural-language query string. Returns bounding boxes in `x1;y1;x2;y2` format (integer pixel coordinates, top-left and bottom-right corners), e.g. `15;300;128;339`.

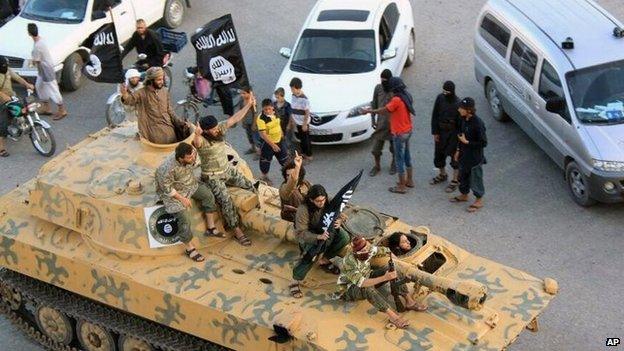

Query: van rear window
479;14;511;57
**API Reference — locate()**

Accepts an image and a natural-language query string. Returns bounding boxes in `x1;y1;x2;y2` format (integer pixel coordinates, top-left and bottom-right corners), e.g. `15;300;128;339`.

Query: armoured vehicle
0;122;558;350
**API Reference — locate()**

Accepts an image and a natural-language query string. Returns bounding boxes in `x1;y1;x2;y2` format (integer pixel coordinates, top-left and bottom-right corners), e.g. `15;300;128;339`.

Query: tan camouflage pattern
0;122;558;350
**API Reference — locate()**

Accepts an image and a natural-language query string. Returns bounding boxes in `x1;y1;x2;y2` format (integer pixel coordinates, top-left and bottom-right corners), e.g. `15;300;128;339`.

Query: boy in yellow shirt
257;98;290;185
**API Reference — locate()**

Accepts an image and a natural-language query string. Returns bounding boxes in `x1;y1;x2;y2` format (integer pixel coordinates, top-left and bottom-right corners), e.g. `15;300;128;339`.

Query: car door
378;2;403;75
108;0;135;41
505;37;543;137
533;59;577;167
130;0;165;26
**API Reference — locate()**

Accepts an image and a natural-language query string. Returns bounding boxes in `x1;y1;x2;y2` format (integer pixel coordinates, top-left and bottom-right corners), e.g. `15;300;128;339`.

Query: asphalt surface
1;1;623;350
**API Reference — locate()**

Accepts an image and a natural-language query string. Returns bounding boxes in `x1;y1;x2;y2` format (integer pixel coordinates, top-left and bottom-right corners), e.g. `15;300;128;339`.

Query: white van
474;0;624;206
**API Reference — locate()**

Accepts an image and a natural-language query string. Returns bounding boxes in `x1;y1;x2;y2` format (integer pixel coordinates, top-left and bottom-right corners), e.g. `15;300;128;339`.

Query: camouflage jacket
155;153;199;213
335;245;390;296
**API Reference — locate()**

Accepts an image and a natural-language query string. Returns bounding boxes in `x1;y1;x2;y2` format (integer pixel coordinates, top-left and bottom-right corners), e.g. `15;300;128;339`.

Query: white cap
125;68;140;80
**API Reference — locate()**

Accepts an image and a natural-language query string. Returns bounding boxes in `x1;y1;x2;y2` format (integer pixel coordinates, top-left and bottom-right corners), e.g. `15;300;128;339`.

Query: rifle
388;256;406;312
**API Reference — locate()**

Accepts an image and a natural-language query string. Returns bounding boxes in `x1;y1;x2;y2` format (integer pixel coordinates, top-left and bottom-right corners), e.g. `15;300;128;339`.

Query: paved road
1;1;623;350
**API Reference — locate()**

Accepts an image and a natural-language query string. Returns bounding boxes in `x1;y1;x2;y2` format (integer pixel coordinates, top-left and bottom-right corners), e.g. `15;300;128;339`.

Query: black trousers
434;131;458;169
296;125;313;157
215;86;234;116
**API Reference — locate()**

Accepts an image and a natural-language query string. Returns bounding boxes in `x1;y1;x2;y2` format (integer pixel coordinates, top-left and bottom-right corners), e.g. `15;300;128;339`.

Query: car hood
275;69;379;114
0;15;86;65
583;124;624;162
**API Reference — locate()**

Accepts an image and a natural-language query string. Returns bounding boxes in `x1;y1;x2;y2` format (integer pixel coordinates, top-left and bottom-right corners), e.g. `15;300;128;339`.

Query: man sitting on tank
279;151;312;222
120;67;187;144
335;236;427;329
192;95;258;247
155;142;219;262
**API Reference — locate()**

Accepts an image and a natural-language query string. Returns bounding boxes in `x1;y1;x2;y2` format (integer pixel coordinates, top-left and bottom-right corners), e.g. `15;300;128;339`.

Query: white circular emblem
163;223;173;234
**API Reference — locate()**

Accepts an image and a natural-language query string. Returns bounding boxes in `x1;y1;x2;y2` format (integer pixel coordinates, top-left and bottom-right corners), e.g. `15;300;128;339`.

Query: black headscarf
380;69;392;92
388;77;415;115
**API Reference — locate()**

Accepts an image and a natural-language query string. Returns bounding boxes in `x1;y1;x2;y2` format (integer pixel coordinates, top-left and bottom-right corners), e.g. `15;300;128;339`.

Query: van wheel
404;30;415;67
486;80;509;122
566;161;596;207
163;0;185;29
61;53;84;91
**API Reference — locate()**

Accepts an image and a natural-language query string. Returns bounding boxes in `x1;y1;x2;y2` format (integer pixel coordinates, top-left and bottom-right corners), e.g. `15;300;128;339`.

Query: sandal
388;315;410;329
369;166;380;177
0;149;9;158
319;263;340;275
234;233;252;246
467;204;483;213
388;186;407;194
405;302;428;312
449;196;468;203
445;180;459;193
429;174;448;185
185;248;205;262
204;227;226;238
52;112;68;121
289;282;303;299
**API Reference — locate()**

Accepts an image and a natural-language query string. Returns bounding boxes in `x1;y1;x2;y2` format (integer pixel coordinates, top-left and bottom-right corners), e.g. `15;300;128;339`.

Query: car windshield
21;0;87;23
291;29;376;74
567;59;624;125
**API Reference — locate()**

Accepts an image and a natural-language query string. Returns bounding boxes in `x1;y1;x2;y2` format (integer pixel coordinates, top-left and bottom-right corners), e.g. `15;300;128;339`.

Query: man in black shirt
450;97;487;213
123;19;165;69
430;81;461;192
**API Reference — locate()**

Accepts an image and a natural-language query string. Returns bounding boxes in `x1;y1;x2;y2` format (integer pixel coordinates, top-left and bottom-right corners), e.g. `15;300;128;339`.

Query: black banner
83;23;124;83
191;14;249;89
304;170;364;261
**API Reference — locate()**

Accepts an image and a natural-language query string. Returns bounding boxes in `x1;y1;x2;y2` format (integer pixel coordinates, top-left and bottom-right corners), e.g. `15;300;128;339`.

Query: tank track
0;269;231;351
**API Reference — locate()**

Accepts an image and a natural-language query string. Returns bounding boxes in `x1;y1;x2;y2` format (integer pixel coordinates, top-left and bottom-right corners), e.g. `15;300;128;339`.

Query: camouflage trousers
341;267;409;313
173;184;216;244
292;228;350;281
202;167;253;229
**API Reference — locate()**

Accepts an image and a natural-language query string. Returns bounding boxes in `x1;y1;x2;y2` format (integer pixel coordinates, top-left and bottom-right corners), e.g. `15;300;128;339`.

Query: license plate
310;129;331;135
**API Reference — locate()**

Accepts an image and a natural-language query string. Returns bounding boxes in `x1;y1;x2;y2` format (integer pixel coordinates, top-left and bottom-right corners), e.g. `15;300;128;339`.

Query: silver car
474;0;624;206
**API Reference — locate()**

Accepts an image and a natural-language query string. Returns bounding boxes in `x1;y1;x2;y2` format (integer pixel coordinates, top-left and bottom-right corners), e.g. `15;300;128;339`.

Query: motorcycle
105;53;173;127
3;90;56;157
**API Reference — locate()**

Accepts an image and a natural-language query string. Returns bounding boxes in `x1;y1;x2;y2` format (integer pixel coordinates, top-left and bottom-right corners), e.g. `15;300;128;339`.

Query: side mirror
546;96;566;113
279;47;292;59
91;10;107;21
381;48;397;61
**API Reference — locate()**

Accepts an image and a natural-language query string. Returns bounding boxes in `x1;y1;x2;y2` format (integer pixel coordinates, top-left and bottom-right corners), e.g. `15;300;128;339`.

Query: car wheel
404;30;415;67
61;52;84;91
485;80;509;122
163;0;185;29
565;161;596;207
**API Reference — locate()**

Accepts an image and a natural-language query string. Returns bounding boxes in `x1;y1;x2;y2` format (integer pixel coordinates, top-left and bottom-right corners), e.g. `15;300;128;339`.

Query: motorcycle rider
0;55;35;157
122;19;165;69
122;68;143;122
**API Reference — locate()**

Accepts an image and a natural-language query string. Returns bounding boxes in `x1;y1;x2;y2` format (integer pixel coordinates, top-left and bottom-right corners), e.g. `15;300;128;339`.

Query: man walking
290;77;312;162
192;94;258;246
28;23;67;120
121;67;186;144
0;56;35;157
430;81;461;192
369;69;396;176
155;142;218;262
257;98;289;185
450;97;487;212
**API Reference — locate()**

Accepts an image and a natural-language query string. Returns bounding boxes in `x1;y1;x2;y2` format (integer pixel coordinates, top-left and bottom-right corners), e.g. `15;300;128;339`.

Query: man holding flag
289;170;363;298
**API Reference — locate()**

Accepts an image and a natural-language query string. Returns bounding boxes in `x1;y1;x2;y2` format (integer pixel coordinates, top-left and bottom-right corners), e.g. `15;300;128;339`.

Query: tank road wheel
77;319;117;351
35;305;74;345
118;335;153;351
0;284;22;311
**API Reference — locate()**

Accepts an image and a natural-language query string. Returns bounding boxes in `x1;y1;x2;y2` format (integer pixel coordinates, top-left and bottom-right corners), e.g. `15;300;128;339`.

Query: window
382;3;400;35
378;19;391;52
510;38;538;83
317;10;370;22
479;14;511;57
539;60;570;122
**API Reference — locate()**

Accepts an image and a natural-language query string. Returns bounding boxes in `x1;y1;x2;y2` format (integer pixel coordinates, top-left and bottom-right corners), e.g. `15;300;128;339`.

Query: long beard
355;252;370;261
203;132;224;142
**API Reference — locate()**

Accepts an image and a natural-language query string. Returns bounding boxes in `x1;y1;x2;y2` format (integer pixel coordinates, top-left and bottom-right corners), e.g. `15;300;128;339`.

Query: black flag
304;170;364;261
191;14;250;89
83;23;124;83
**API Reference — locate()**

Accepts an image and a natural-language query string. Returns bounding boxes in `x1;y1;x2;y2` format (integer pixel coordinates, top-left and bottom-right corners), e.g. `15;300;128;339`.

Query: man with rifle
335;236;427;329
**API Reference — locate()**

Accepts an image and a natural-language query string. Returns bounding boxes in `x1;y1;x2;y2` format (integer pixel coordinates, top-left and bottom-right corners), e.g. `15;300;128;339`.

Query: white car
275;0;415;145
0;0;188;91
